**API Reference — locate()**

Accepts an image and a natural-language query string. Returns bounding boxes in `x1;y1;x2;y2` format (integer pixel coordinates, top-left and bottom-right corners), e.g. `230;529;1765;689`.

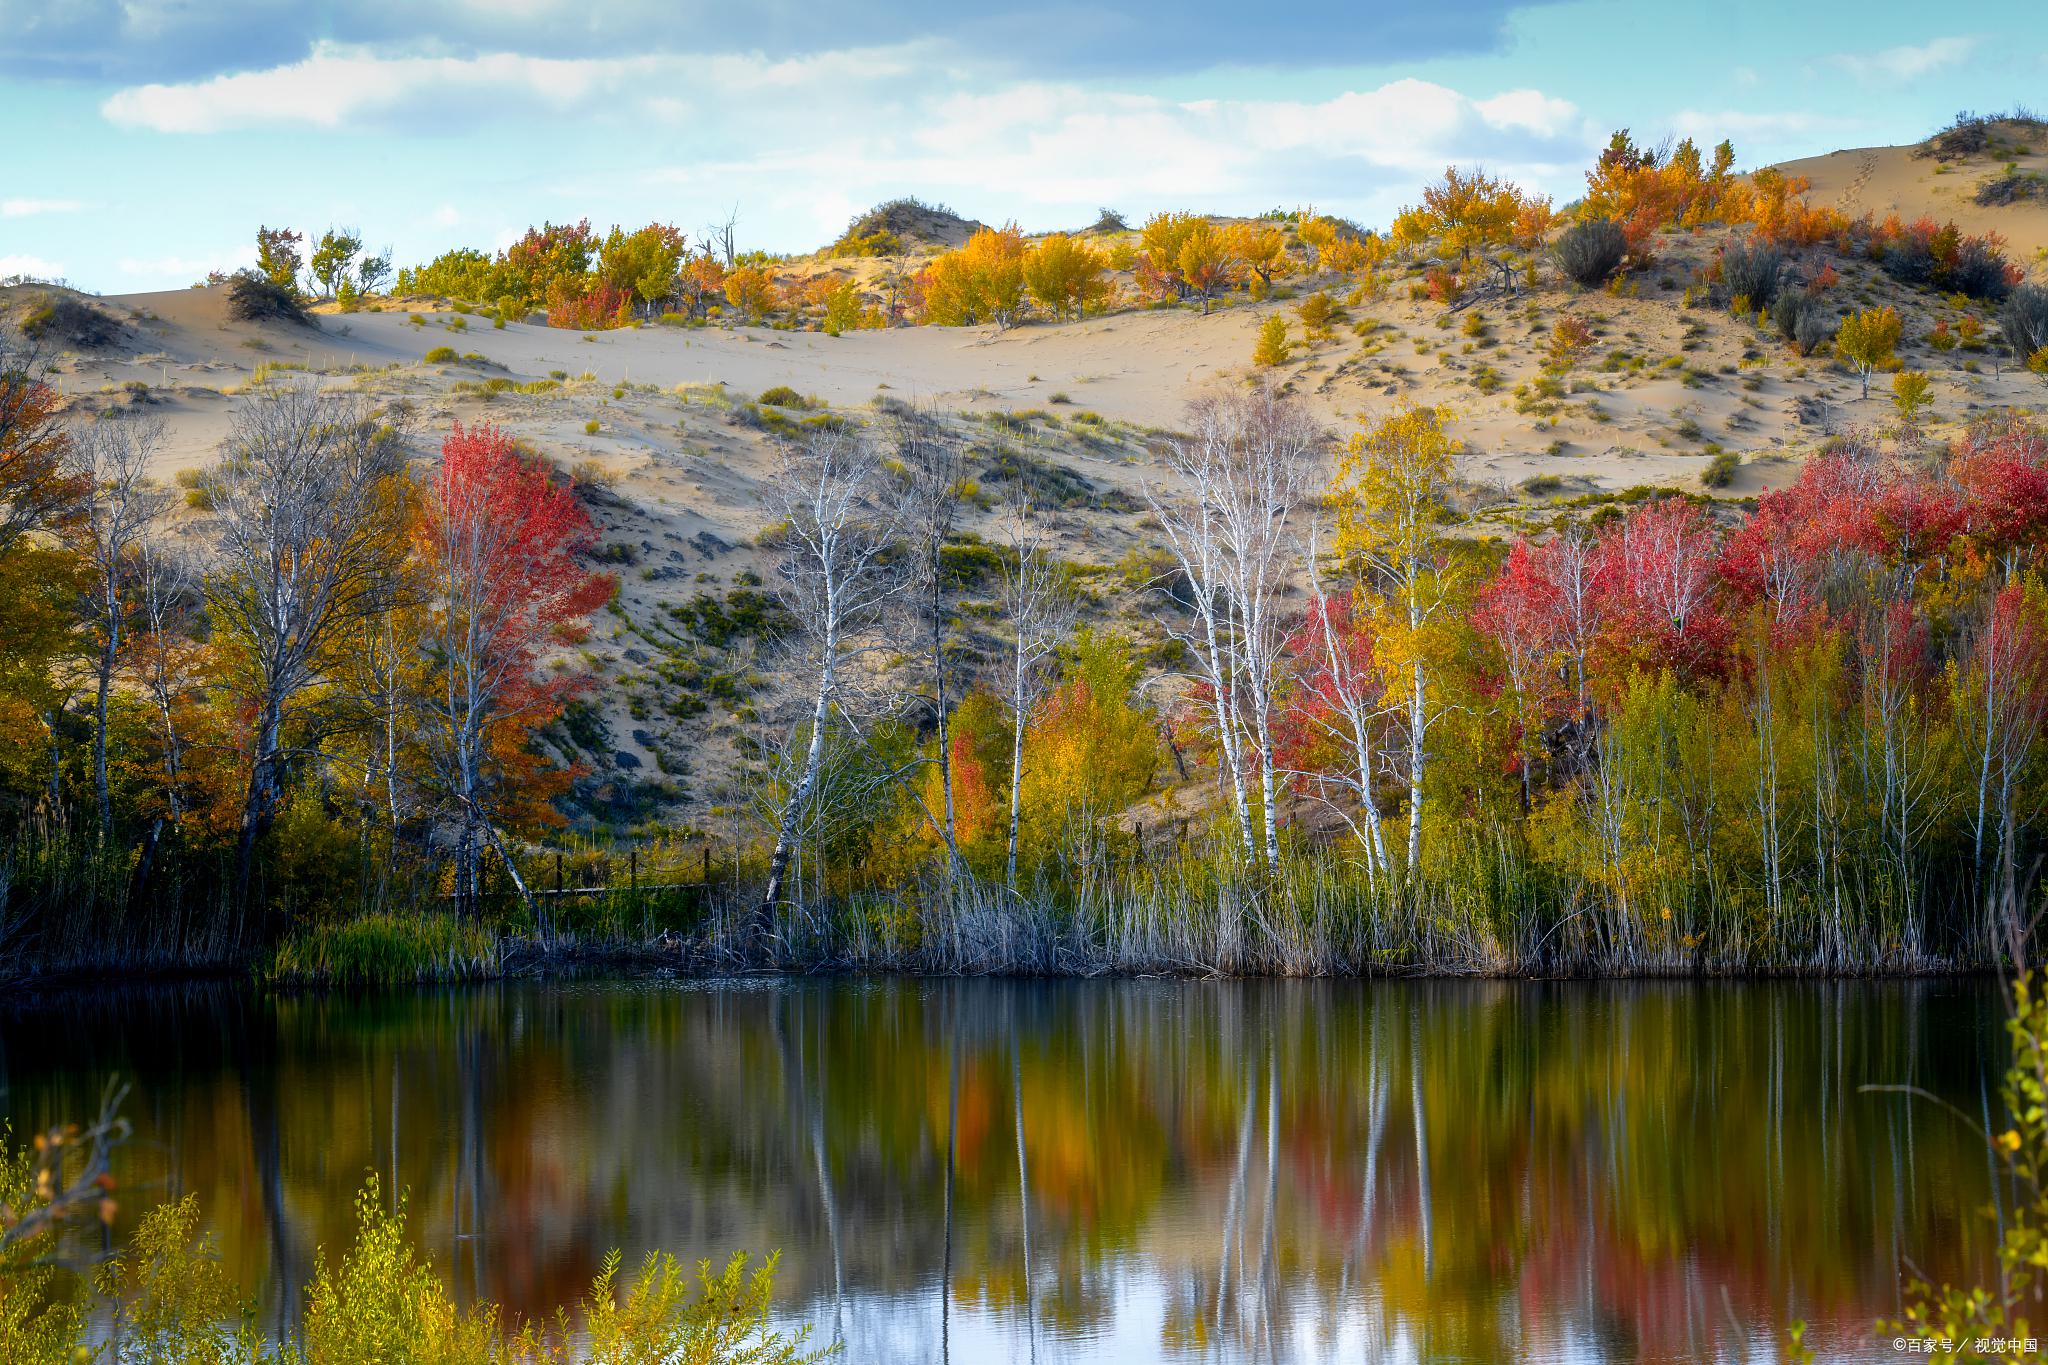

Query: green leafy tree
309;228;365;300
1837;305;1901;399
254;225;303;294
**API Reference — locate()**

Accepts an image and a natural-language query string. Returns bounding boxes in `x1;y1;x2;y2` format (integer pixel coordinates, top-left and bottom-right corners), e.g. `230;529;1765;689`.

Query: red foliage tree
1951;415;2048;560
418;422;612;916
1472;539;1570;803
0;361;86;556
1591;498;1729;678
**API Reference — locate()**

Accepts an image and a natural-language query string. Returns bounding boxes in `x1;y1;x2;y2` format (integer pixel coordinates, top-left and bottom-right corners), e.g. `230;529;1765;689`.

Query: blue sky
1;0;2041;294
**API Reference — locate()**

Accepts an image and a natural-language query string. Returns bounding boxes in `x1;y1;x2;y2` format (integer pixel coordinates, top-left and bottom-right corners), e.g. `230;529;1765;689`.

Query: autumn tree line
737;382;2046;975
359;128;2048;373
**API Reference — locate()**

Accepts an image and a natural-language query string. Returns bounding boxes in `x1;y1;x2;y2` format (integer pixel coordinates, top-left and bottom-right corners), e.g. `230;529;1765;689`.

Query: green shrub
2002;284;2048;363
1721;240;1784;313
225;271;309;324
756;385;808;409
1701;450;1741;488
265;912;499;987
1551;218;1626;286
423;345;459;363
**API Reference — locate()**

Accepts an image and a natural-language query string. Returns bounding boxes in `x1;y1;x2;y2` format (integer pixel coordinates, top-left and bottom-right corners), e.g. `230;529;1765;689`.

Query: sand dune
1776;117;2048;266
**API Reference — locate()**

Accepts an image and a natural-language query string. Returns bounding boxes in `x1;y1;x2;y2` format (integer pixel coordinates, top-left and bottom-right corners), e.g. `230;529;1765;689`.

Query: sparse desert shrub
1296;292;1336;339
1950;237;2018;301
1720;240;1784;313
756;385;808;409
422;345;459;363
1770;290;1832;355
225;270;309;324
1700;450;1741;488
1253;315;1290;366
1551;217;1626;286
1520;473;1563;496
2000;284;2048;363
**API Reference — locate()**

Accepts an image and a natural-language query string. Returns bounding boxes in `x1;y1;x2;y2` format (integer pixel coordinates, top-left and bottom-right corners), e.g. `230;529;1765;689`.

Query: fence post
554;850;563;898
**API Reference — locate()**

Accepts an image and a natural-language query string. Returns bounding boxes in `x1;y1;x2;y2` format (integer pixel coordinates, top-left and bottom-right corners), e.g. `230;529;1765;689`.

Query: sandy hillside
1776;116;2048;267
8;204;2047;826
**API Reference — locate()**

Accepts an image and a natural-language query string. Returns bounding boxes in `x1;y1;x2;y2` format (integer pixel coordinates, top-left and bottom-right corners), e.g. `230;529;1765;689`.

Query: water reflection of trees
0;979;2005;1362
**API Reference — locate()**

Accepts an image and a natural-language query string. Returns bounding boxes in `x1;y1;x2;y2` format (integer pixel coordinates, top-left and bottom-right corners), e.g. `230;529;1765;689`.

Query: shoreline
0;936;2001;1001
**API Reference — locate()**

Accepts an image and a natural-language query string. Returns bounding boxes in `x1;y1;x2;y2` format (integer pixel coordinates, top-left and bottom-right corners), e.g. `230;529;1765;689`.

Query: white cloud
0;254;68;280
689;76;1595;228
100;40;926;133
93;42;1599;253
1829;36;1977;83
1;198;84;218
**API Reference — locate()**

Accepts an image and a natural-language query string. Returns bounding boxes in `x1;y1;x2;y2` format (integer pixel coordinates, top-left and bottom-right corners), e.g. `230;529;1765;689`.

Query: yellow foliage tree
1253;315;1290;367
1329;405;1463;879
1022;232;1109;321
1225;222;1289;292
821;280;862;336
1412;166;1527;260
1137;211;1203;300
723;266;777;323
1176;221;1244;314
1836;305;1902;399
921;224;1027;329
1017;630;1159;867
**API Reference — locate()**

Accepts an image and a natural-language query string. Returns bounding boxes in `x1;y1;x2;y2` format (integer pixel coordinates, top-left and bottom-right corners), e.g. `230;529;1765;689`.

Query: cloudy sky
1;0;2040;293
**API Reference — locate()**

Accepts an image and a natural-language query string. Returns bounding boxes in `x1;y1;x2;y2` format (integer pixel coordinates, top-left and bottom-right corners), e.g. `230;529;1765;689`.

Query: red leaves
1951;416;2048;558
544;277;634;330
1590;499;1728;677
0;368;88;554
425;422;611;715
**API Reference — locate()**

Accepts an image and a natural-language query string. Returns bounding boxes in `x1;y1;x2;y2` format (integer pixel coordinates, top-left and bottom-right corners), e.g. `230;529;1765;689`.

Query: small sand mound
3;286;128;350
837;197;987;253
1915;114;2048;163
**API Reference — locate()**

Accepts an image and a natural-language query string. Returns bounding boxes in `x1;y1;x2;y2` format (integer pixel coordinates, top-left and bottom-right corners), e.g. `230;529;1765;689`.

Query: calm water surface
0;977;2008;1364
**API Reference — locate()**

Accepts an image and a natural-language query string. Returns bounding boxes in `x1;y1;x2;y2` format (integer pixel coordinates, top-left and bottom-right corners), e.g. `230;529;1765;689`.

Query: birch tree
898;404;968;879
203;385;410;914
65;416;166;833
1283;520;1393;879
997;503;1078;891
1148;384;1318;869
759;425;904;923
1331;405;1463;883
415;422;608;923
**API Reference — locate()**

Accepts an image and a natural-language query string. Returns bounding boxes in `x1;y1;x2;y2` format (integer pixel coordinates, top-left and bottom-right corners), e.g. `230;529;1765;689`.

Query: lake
0;976;2008;1363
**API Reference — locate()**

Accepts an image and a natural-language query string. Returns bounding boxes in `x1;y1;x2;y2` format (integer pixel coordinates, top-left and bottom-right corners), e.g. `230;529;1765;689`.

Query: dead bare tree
66;415;168;833
758;424;905;925
705;206;740;269
203;384;410;916
997;502;1079;892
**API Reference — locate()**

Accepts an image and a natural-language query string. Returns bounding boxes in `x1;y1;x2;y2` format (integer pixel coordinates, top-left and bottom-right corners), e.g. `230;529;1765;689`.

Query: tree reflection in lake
0;977;2005;1363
